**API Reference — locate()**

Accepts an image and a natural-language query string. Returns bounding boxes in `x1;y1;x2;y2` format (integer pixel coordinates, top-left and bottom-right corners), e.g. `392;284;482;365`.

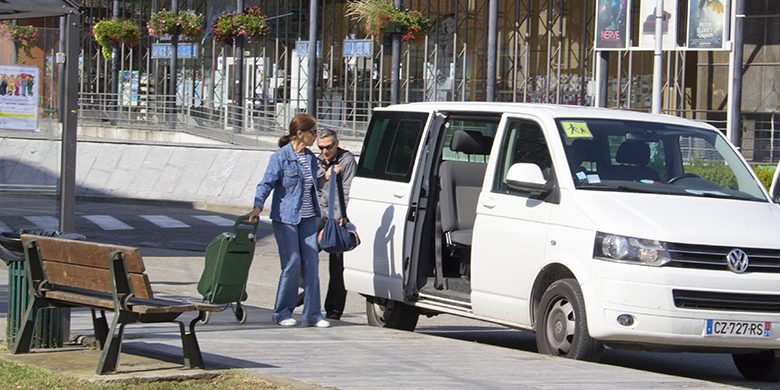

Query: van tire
733;351;780;381
536;278;603;362
365;297;419;331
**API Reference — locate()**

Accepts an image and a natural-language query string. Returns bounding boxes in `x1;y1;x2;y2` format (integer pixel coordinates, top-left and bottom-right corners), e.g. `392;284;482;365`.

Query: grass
0;359;289;390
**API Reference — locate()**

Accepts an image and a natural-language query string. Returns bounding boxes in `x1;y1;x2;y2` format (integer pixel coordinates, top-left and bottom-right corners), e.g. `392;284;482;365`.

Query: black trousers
324;251;346;317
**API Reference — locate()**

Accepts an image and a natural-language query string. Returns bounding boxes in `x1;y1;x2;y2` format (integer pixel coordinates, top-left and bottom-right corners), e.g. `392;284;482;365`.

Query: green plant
0;22;38;62
683;160;738;190
93;19;140;60
148;9;203;39
179;11;204;38
346;0;431;42
751;164;775;191
212;6;269;44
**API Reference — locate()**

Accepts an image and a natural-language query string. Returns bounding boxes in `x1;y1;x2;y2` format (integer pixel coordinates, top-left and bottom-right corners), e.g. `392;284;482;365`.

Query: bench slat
44;290;115;309
43;261;154;299
44;290;220;314
21;235;145;273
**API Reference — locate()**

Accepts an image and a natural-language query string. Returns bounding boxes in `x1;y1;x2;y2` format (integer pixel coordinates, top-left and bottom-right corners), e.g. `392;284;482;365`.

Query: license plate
704;319;771;338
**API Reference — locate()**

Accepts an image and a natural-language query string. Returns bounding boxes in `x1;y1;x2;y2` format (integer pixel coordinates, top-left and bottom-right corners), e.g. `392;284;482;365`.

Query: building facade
5;0;780;161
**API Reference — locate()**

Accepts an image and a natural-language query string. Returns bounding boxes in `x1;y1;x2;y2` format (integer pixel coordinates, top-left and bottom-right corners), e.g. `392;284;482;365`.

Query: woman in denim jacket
248;114;330;328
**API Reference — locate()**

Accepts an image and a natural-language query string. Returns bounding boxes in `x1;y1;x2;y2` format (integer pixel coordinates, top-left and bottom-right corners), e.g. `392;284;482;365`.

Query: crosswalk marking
193;215;235;227
140;215;190;228
24;216;60;231
0;220;10;232
83;215;134;231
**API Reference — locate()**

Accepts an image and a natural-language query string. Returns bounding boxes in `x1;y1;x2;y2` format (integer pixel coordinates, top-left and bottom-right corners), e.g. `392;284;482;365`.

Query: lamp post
651;0;664;114
232;0;244;132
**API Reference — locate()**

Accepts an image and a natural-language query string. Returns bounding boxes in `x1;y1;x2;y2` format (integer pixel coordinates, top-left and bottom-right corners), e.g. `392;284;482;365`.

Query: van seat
439;130;488;247
608;140;661;182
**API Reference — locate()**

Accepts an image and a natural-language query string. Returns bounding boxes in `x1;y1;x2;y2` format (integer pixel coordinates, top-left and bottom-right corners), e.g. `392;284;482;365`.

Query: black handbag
318;167;360;253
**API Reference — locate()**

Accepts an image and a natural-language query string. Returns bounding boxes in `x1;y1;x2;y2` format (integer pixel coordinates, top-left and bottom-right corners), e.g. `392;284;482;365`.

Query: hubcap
545;297;575;355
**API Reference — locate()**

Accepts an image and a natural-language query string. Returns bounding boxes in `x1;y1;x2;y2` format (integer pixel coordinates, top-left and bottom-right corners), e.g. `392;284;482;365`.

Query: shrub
148;10;203;39
93;19;140;60
0;22;38;62
212;6;269;44
346;0;431;42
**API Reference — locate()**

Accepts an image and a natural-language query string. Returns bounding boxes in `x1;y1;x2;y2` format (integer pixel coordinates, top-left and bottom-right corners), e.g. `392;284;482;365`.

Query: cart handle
234;215;259;233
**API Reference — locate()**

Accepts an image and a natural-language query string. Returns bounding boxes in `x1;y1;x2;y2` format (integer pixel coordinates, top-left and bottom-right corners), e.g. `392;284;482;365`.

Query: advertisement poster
687;0;727;49
638;0;678;49
595;0;630;50
0;65;39;131
120;70;139;106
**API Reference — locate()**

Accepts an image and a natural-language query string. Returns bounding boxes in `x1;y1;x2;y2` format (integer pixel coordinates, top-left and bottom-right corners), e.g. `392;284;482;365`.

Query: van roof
376;102;715;130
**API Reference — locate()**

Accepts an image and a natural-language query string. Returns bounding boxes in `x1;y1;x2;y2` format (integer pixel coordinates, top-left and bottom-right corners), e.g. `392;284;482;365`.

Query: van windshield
555;118;767;202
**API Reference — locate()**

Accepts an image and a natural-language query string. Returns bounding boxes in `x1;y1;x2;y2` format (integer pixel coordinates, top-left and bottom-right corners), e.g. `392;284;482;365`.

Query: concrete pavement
0;226;742;389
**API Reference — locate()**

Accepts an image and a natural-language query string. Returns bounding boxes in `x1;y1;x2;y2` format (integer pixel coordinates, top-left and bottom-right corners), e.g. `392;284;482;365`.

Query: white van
344;102;780;381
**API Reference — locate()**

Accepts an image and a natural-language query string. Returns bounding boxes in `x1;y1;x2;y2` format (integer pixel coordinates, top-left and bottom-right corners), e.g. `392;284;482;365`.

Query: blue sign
343;39;373;58
151;43;199;59
295;41;322;58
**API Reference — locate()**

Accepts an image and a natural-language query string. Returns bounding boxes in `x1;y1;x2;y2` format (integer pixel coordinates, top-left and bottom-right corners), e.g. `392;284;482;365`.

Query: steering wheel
667;173;701;184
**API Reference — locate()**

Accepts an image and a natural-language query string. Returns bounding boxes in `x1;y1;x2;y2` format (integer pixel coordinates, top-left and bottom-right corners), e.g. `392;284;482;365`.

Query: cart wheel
235;305;247;324
199;311;211;325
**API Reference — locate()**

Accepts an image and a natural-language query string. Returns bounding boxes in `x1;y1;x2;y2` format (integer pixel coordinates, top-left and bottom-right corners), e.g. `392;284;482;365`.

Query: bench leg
96;313;126;375
11;297;44;354
91;309;110;349
179;314;205;369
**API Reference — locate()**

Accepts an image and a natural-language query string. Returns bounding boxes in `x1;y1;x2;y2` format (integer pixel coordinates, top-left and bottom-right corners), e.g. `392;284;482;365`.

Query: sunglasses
318;143;336;151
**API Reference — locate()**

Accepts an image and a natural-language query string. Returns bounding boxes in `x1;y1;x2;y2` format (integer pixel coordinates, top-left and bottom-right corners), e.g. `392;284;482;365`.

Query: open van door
771;160;780;202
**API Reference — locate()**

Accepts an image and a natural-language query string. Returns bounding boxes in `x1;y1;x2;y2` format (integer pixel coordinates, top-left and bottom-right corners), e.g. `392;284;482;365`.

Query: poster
638;0;678;49
120;70;139;106
687;0;727;49
595;0;630;50
0;65;39;131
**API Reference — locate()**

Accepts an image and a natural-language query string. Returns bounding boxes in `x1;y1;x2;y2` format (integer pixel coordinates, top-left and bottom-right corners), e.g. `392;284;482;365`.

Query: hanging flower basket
93;19;140;60
212;6;269;44
0;22;38;62
345;0;431;43
148;9;203;40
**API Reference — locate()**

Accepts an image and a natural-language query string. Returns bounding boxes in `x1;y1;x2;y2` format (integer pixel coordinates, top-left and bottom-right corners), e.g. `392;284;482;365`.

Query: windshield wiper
577;183;667;194
684;190;761;202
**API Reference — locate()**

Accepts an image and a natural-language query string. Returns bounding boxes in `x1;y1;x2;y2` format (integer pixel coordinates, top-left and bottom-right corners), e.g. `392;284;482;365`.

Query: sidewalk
0;263;734;389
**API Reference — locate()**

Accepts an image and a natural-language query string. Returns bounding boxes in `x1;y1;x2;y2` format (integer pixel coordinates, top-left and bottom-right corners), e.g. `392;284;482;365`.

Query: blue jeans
271;217;324;325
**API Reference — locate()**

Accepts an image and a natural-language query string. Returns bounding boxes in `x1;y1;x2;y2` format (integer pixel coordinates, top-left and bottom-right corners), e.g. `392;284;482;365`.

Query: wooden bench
11;234;221;374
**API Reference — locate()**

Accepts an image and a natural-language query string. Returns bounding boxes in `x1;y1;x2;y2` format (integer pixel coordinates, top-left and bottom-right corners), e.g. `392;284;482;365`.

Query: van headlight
594;232;671;266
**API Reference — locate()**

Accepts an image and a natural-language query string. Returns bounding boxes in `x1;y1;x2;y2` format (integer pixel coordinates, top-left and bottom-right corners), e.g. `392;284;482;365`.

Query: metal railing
76;94;779;164
77;92;376;144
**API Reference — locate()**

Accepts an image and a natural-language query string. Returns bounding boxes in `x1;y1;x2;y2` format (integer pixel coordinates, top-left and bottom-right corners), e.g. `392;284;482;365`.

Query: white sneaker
314;319;331;328
278;318;298;327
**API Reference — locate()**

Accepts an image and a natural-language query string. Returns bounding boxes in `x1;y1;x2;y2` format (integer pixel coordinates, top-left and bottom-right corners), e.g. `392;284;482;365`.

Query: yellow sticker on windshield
561;121;592;139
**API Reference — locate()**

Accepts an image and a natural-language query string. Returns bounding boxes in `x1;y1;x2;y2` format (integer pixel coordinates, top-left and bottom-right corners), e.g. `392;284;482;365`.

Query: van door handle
482;197;496;209
393;188;405;199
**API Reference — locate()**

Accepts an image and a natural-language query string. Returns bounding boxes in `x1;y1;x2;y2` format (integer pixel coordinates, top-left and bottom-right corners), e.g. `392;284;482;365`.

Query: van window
441;119;498;163
357;111;428;182
555;118;766;202
493;119;552;195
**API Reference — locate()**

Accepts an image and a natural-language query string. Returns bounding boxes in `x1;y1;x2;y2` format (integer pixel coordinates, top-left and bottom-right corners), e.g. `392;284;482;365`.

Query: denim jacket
254;143;322;224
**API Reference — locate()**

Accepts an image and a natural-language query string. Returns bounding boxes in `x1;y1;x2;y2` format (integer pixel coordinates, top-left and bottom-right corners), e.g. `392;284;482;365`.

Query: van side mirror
506;163;553;197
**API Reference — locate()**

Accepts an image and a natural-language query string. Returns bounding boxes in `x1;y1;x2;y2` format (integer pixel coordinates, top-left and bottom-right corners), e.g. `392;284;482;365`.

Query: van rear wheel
536;278;603;362
366;297;419;331
733;351;780;381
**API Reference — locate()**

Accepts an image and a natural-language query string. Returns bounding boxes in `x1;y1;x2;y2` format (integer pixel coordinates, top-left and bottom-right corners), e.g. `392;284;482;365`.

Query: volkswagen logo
726;248;749;273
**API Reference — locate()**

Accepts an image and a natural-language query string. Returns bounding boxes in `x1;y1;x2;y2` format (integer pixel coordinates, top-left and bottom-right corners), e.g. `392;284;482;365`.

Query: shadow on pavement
122;342;276;370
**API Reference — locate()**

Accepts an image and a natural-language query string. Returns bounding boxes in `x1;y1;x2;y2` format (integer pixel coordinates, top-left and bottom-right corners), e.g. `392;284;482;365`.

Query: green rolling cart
197;216;258;324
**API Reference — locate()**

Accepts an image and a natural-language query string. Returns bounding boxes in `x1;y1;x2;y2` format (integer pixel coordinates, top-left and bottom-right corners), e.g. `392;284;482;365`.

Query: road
0;194;767;388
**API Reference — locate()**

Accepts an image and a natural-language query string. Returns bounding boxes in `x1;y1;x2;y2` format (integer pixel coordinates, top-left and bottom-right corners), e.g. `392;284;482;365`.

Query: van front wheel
536;278;603;362
366;297;419;331
733;351;780;381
